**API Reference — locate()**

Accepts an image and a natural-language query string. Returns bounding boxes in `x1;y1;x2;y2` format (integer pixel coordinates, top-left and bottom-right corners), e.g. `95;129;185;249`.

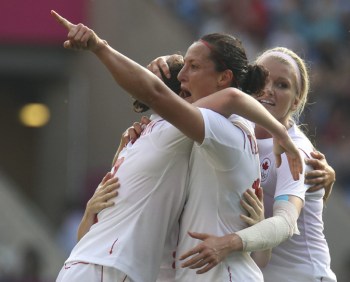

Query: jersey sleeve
195;108;251;171
275;149;309;202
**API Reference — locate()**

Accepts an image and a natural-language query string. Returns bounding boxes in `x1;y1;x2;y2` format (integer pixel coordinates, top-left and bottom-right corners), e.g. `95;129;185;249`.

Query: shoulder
289;124;314;157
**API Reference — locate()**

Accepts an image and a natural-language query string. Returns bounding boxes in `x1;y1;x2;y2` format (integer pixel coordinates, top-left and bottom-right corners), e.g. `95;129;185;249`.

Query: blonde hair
257;47;310;124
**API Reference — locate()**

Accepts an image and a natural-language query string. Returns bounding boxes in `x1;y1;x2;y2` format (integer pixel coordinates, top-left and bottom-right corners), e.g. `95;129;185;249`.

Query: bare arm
51;11;204;143
194;89;303;180
147;56;302;180
179;195;303;274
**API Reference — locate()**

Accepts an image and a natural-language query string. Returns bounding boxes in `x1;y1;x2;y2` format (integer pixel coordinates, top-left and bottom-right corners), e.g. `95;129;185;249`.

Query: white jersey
175;109;263;282
64;114;193;282
258;123;337;281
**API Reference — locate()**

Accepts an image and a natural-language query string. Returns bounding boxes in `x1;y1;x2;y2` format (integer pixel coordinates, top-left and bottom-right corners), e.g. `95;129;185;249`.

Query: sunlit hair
199;33;268;95
256;47;310;124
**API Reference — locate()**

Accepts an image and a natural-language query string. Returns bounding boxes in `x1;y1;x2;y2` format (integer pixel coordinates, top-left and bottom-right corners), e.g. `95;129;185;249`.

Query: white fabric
56;262;131;282
63;114;193;282
236;200;299;252
258;123;337;281
174;109;263;282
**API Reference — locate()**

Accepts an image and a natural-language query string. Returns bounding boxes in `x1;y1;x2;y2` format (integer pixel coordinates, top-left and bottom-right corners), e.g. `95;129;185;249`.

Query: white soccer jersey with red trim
258;123;336;281
175;109;263;282
65;114;193;282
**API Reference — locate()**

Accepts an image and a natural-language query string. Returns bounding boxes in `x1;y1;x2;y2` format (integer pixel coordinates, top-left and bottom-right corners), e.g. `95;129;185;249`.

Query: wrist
92;38;109;54
228;233;244;252
271;123;288;139
83;208;97;224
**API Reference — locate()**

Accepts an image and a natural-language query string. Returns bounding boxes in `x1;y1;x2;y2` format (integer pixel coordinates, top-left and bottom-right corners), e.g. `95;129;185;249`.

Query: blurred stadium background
0;0;349;281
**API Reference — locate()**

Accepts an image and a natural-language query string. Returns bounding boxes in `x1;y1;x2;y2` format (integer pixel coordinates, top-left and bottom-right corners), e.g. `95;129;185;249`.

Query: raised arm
51;11;204;143
194;89;302;180
146;55;302;180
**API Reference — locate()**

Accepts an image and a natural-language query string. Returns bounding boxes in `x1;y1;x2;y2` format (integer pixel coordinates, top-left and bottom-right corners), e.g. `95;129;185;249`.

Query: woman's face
254;56;299;127
177;42;223;103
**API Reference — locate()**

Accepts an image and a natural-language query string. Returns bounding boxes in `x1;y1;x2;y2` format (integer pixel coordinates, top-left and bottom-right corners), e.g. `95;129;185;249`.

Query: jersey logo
261;158;271;182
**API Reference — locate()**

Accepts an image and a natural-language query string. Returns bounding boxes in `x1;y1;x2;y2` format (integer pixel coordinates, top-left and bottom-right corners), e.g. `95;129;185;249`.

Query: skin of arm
194;89;302;180
179;195;303;274
77;173;120;241
52;11;302;180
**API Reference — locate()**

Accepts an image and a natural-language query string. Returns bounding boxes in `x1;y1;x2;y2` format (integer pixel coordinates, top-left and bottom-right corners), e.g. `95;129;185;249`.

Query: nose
177;65;187;82
262;80;273;96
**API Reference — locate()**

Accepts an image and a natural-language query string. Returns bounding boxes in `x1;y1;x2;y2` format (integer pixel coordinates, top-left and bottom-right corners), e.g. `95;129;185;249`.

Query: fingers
306;184;323;193
147;56;170;79
123;123;142;144
255;186;264;201
51;10;74;30
179;232;208;261
100;172;113;185
305;169;324;182
240;188;264;226
305;158;324;170
310;150;325;160
179;245;201;261
141;115;151;126
246;189;262;208
188;231;209;241
132;122;143;136
196;262;216;274
287;153;302;181
180;245;218;274
188;256;212;269
275;153;282;168
241;192;259;216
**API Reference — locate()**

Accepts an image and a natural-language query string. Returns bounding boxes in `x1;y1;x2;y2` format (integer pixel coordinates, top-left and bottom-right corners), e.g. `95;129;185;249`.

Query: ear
291;96;300;112
217;69;233;87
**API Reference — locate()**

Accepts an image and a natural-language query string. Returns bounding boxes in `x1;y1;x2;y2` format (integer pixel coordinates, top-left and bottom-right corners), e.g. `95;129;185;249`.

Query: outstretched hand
272;130;303;181
51;10;104;52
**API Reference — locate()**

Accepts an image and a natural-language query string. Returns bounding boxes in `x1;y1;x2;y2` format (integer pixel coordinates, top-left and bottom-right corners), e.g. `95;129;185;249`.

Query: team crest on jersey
260;158;271;182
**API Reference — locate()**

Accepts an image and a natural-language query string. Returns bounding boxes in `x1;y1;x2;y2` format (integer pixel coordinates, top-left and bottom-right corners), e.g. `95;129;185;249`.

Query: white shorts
56;261;131;282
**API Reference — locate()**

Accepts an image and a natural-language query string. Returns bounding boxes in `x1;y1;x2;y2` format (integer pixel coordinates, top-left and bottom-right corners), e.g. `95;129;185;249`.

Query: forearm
92;42;203;141
77;211;96;241
235;200;299;252
194;89;286;137
93;42;167;108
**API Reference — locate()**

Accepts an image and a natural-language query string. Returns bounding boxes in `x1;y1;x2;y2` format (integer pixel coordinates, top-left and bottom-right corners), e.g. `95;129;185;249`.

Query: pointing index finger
51;10;74;30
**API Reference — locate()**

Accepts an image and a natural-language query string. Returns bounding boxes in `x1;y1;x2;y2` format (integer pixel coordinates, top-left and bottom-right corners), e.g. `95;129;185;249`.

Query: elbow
137;80;164;108
220;88;244;118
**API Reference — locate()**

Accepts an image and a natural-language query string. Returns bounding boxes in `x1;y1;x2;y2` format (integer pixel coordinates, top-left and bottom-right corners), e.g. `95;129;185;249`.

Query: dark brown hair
200;33;268;95
133;57;184;113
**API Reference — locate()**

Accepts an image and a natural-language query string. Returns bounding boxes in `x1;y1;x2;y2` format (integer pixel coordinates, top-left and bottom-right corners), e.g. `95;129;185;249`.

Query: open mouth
259;99;275;106
179;90;191;99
